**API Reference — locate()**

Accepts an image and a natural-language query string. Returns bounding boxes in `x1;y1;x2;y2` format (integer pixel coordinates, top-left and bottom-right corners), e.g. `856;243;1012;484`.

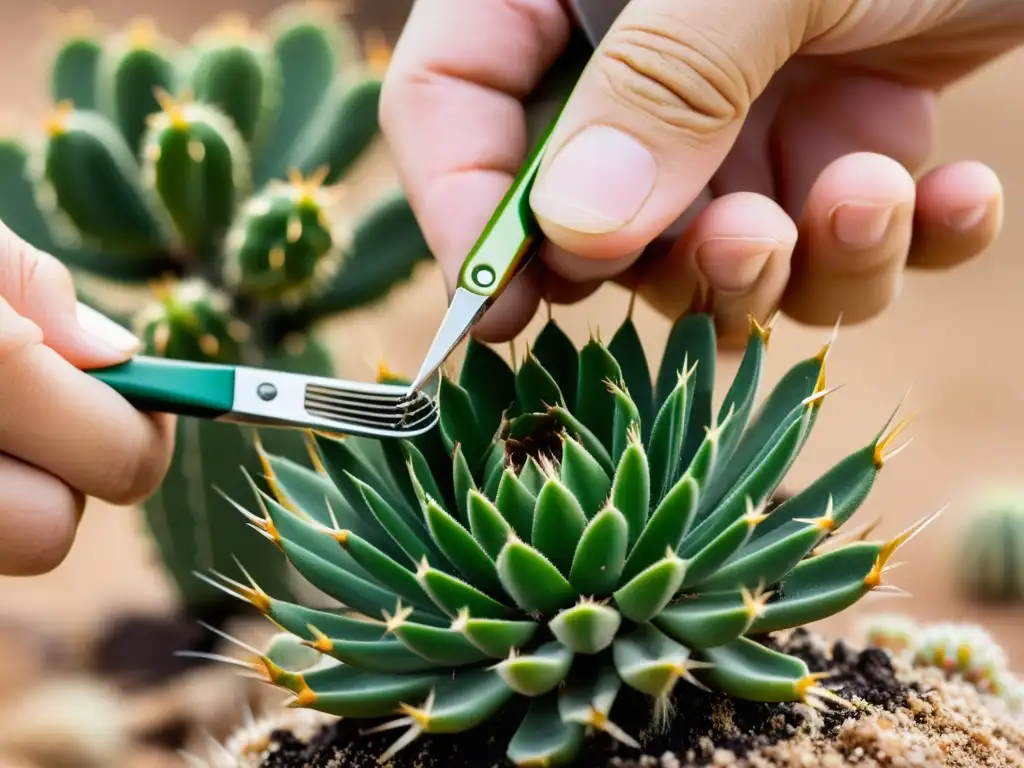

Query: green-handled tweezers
405;0;620;392
87;351;438;439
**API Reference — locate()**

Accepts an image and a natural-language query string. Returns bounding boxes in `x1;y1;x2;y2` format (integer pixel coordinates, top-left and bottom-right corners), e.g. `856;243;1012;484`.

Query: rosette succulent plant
204;310;938;766
0;5;432;614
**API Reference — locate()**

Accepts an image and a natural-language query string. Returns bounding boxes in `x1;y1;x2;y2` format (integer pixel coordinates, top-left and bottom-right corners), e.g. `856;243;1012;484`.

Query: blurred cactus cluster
0;3;433;616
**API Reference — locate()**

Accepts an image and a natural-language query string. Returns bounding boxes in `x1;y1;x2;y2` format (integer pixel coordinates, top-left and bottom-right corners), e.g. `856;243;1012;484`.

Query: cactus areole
204;310;940;766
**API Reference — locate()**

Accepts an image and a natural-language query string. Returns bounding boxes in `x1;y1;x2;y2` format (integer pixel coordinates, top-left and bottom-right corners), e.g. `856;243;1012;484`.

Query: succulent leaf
612;623;700;699
495;641;574;696
610;381;643;465
532;477;589;574
613;551;688;624
40;107;172;255
575;338;624;448
656;313;715;470
608;317;654;433
507;694;585;767
548;601;622;654
560;433;611;519
622;474;698;582
459;337;517;437
496;538;577;615
416;561;513;619
516;351;565;413
532;319;580;411
569;506;628;596
455;613;539;658
391;621;492;667
289;665;440;718
423;498;504;597
494;469;537;542
647;361;695;501
467;490;514;560
695;637;821;703
51;30;102;108
438;376;488;470
655;590;763;648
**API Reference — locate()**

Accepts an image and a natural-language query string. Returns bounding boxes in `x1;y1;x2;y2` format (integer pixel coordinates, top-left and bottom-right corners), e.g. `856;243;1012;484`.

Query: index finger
379;0;571;339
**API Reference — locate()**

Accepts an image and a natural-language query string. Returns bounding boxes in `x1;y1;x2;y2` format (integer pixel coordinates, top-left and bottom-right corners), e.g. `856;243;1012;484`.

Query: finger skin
635;192;796;347
907;160;1004;270
379;0;569;340
0;452;84;576
781;152;916;326
0;296;175;505
0;219;138;367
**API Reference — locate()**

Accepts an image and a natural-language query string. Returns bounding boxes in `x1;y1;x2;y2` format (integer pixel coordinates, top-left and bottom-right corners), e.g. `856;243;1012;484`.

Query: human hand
0;221;174;576
381;0;1015;346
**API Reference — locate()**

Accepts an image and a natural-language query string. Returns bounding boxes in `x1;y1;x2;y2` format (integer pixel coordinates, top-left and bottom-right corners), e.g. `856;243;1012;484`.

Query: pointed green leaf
481;441;507;498
611;432;651;550
569;506;628;596
313;434;413;521
507;694;585;767
558;667;633;740
260;597;384;642
495;641;573;696
416;562;514;619
516;351;564;413
256;487;366;570
748;542;882;635
494;468;536;541
308;635;439;673
695;637;814;702
549;601;622;654
392;621;492;667
496;538;577;615
609;380;643;466
655;592;759;648
560;434;611;519
293;665;440;717
532;319;579;411
711;320;769;469
680;499;763;590
338;530;440;614
648;362;695;502
455;614;539;659
350;474;446;570
609;317;653;435
460;337;517;435
622;475;698;582
404;441;450;511
613;623;697;698
532;477;589;574
439;376;489;469
575;338;623;450
548;405;615;476
404;669;515;734
280;540;427;625
518;456;547;496
700;354;825;514
424;498;504;597
656;313;715;470
468;490;514;559
613;552;687;623
52;36;102;108
452;442;477;523
752;442;880;541
681;408;812;559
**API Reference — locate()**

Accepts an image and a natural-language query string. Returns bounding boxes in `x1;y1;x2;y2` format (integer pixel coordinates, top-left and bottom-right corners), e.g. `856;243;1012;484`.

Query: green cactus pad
222;169;341;303
49;11;102;109
37;104;172;255
96;18;179;153
141;94;250;256
186;14;280;149
135;278;248;364
215;312;940;766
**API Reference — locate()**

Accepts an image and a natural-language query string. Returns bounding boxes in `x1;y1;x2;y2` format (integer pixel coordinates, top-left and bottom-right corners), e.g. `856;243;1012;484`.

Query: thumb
528;0;933;265
0;220;140;368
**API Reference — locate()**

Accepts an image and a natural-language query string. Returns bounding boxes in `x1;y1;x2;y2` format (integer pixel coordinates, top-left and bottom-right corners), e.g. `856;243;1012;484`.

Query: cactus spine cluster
193;309;943;766
0;5;433;613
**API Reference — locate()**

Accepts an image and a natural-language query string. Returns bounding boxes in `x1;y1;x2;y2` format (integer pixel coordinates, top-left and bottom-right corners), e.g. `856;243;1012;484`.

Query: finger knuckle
598;21;752;140
99;424;166;505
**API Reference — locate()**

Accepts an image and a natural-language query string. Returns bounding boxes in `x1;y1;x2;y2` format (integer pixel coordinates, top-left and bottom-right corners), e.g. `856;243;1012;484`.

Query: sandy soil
2;0;1024;709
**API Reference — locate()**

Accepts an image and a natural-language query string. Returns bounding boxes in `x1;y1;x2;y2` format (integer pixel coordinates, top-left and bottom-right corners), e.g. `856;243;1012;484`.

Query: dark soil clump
256;628;907;768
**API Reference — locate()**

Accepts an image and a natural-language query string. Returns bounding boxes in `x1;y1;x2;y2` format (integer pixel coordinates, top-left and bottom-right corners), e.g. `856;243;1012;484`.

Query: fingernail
531;126;657;234
695;237;776;294
945;203;989;232
830;202;895;249
75;302;140;354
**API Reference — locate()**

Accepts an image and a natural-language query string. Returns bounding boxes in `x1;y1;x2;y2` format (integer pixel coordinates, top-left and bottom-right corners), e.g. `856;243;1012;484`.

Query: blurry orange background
2;0;1023;674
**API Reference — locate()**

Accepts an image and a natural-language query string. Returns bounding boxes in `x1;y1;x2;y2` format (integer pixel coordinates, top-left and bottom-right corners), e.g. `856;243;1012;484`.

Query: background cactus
0;4;433;617
198;310;939;766
955;485;1024;603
